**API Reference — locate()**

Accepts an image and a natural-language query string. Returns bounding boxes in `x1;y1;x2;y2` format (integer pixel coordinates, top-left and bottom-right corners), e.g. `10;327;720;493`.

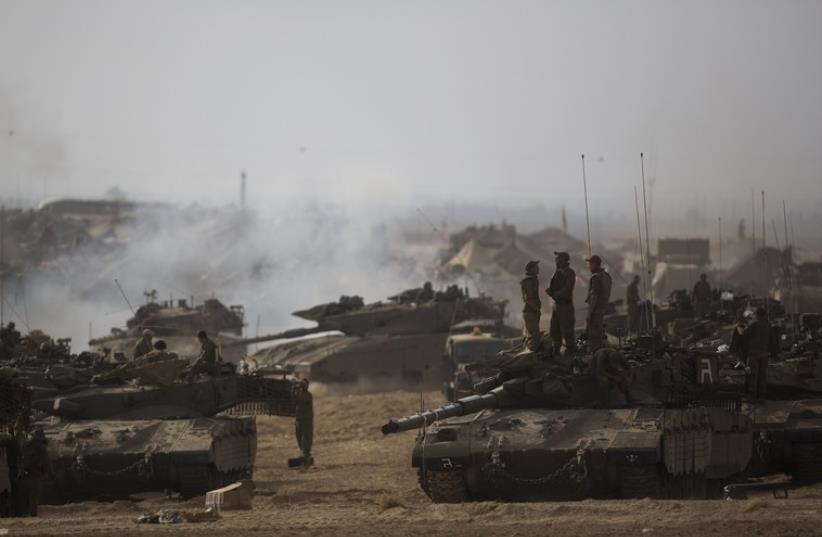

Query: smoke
6;199;427;351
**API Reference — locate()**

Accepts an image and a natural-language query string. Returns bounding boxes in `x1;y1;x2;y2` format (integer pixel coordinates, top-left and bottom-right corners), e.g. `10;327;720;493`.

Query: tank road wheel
420;469;469;503
793;443;822;484
619;465;661;499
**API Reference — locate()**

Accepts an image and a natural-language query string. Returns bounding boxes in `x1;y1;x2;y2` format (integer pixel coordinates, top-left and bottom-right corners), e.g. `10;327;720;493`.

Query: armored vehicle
89;297;248;361
382;344;822;502
251;284;514;388
29;372;299;502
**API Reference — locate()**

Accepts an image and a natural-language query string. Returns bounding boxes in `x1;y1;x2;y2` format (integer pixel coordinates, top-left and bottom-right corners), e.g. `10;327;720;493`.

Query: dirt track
4;390;822;537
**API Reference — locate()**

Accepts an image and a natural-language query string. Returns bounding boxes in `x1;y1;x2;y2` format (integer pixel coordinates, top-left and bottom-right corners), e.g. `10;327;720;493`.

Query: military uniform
585;269;612;352
189;338;219;377
294;387;314;459
739;318;770;398
132;336;153;361
0;324;21;361
520;274;542;350
692;279;712;319
626;279;641;334
548;266;576;353
590;348;632;405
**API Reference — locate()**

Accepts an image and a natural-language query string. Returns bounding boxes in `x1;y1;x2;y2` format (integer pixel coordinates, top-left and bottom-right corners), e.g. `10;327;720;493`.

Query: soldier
132;329;154;361
417;281;435;302
626;275;641;335
294;378;314;467
590;348;633;405
15;428;49;516
585;255;612;352
0;322;21;361
188;330;220;377
736;307;770;399
547;251;576;354
520;260;542;351
692;273;712;319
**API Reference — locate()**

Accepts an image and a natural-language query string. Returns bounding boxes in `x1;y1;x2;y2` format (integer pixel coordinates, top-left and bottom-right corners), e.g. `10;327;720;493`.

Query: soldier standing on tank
547;252;576;354
132;329;154;361
585;255;612;352
0;322;21;360
692;273;712;319
737;307;770;399
294;378;314;467
626;275;641;335
520;261;542;351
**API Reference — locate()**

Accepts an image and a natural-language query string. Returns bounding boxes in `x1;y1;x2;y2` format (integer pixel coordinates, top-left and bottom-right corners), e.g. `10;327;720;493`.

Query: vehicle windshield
452;339;508;363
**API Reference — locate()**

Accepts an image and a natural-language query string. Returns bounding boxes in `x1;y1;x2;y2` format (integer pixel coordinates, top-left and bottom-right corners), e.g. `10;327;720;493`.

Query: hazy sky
1;0;821;214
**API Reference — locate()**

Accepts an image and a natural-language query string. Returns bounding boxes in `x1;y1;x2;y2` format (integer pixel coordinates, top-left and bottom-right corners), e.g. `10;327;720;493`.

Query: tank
251;284;513;388
29;372;299;502
382;343;822;502
89;297;248;362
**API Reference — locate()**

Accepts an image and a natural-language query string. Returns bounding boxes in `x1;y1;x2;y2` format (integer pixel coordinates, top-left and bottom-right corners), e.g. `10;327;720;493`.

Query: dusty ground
4;389;822;536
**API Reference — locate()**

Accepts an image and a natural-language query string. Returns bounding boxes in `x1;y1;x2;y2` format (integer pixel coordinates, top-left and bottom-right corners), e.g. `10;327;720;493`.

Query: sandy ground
4;389;822;537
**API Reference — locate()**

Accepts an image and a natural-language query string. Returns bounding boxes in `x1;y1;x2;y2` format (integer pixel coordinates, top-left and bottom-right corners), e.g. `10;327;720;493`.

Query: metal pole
761;191;766;249
718;217;722;294
640;153;655;328
581;154;592;257
751;189;756;254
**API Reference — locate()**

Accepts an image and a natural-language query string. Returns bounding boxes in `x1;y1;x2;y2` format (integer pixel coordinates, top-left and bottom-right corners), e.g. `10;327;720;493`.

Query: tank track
793;442;822;483
418;469;469;503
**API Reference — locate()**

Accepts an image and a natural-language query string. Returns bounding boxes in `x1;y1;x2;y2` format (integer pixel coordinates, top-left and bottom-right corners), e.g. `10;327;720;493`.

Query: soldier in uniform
590;348;633;405
132;329;154;361
188;330;220;377
0;322;21;361
585;255;612;352
736;307;770;399
692;273;712;319
520;261;542;351
547;252;576;354
15;428;49;517
626;275;641;335
294;378;314;467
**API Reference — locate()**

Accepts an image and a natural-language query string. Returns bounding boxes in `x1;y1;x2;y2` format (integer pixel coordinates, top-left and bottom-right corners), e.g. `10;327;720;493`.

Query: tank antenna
114;279;137;318
0;204;4;326
581;154;592;257
718;216;722;301
633;186;647;332
639;153;655;329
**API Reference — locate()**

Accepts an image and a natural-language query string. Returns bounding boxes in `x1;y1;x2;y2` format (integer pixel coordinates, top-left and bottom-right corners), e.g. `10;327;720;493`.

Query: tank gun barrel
221;326;328;347
381;389;505;435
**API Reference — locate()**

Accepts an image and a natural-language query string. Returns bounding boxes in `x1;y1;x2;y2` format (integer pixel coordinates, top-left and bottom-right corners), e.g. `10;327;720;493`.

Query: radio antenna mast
640;153;655;329
581;154;592;257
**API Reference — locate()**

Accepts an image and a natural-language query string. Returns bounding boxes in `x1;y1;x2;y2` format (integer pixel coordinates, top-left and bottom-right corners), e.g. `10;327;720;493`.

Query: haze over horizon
0;0;820;221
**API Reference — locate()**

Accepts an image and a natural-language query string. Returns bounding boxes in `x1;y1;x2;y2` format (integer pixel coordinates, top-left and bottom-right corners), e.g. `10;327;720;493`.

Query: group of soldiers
520;252;613;354
520;256;770;399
